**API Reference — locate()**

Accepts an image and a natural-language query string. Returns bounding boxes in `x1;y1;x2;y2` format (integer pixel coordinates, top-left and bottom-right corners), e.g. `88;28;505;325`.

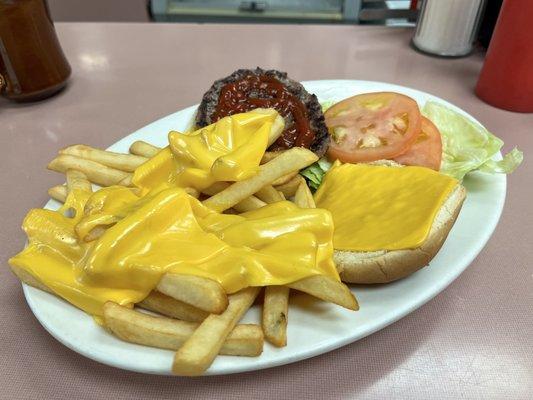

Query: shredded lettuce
422;102;523;180
300;158;332;191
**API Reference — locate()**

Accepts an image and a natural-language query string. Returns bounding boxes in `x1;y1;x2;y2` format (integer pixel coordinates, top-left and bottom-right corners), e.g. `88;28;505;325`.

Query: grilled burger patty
196;68;329;157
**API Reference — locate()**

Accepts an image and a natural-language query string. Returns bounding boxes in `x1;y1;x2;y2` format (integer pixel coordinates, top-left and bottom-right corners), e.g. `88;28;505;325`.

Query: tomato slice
325;92;422;163
393;117;442;170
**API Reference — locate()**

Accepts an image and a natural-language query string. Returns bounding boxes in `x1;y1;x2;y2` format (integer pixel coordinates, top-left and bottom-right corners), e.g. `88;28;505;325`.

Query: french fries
157;274;228;314
66;169;92;193
36;133;362;376
172;287;260;376
202;182;266;212
103;302;263;356
294;180;316;208
139;291;209;322
48;154;131;187
129;140;160;158
262;286;290;347
48;185;67;203
288;276;359;311
261;180;315;347
255;185;285;203
202;148;318;213
60;144;147;172
275;175;303;198
271;171;299;187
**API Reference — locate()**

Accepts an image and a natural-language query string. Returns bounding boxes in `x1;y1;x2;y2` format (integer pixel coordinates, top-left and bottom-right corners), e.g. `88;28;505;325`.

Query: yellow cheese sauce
314;163;457;252
9;110;339;317
132;109;277;194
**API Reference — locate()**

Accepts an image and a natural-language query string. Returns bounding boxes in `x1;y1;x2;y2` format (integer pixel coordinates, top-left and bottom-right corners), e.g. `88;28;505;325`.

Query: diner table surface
0;22;532;400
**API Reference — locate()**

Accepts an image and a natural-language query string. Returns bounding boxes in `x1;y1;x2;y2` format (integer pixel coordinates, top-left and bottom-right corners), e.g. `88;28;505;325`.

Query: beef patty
196;68;329;157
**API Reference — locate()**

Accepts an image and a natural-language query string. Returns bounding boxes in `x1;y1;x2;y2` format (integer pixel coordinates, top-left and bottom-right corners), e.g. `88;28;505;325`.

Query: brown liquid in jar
0;0;71;101
213;75;315;149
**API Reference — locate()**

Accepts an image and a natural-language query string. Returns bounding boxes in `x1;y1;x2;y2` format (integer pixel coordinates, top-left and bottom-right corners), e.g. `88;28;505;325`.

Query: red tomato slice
325;92;422;163
393;117;442;170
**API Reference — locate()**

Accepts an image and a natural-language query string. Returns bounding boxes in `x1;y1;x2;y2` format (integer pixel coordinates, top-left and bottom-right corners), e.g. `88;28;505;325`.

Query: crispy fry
288;276;359;311
60;145;147;172
118;174;133;187
261;109;285;146
203;182;266;212
262;286;290;347
275;175;303;198
202;148;318;213
157;274;228;314
103;302;263;356
255;185;284;204
261;150;284;164
271;171;299;186
294;180;316;208
82;226;108;243
48;185;67;203
129;141;160;158
66;169;92;193
48;155;131;187
172;287;260;376
139;291;209;322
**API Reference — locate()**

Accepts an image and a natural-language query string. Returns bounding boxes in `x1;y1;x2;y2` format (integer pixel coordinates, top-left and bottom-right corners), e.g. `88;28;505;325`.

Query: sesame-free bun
334;183;466;284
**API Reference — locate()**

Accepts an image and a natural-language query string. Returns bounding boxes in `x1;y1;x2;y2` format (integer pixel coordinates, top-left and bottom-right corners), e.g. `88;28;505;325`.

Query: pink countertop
1;23;532;400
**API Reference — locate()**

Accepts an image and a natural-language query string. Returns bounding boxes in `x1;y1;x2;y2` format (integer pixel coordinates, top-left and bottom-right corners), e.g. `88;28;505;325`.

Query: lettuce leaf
422;102;523;180
320;100;336;113
300;158;332;191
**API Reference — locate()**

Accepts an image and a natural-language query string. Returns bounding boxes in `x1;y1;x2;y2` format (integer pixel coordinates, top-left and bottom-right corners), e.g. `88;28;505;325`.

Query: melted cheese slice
314;163;457;251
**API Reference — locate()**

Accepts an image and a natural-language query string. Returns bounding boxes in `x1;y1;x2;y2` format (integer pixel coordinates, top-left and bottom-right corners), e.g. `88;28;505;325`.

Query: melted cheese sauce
9;110;339;317
314;163;457;251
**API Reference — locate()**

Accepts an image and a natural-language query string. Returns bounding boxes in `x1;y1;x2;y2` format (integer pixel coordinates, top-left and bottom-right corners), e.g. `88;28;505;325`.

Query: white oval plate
23;80;506;376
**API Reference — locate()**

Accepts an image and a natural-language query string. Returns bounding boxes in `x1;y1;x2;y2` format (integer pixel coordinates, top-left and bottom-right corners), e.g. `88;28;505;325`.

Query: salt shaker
412;0;486;57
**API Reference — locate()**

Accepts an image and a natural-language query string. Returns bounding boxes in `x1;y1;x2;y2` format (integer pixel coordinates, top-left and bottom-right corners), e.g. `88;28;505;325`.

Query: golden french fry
129;141;160;158
202;148;318;213
66;169;92;193
271;171;299;187
139;291;209;322
48;154;131;187
118;175;133;187
275;175;303;198
255;185;284;204
262;286;290;347
60;145;147;172
233;196;267;212
82;225;108;243
257;109;285;146
288;276;359;311
103;302;263;356
262;181;314;347
184;187;200;199
11;264;54;294
48;185;67;203
203;182;266;212
294;180;316;209
172;287;260;376
261;150;285;164
157;273;228;314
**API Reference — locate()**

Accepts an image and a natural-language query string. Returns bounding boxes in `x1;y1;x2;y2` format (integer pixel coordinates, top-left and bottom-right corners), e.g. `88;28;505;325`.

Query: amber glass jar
0;0;71;101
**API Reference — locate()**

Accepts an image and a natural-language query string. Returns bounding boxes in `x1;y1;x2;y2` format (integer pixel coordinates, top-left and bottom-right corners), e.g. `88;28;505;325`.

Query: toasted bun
335;183;466;284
